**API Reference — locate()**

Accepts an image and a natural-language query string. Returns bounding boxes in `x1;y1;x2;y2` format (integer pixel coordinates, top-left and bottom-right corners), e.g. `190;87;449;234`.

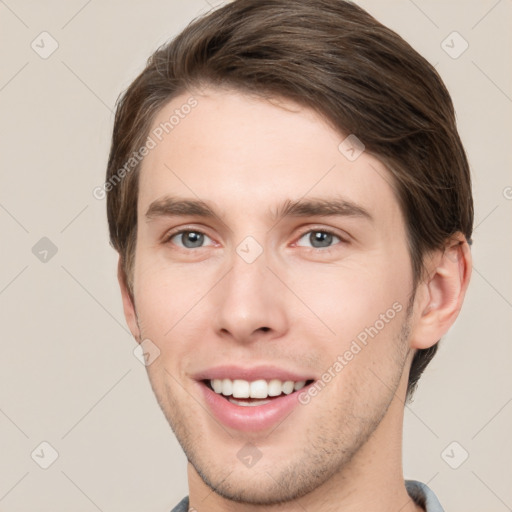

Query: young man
105;1;472;510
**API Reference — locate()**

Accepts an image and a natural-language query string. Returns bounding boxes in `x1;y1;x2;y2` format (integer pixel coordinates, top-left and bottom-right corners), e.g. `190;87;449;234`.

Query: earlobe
410;234;472;350
117;258;141;342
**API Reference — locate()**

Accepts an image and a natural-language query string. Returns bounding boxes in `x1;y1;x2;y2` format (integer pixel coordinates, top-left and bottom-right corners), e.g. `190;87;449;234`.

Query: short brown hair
106;0;473;400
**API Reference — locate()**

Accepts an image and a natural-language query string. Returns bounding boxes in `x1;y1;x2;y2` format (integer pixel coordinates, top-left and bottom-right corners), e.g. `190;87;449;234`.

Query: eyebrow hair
145;197;216;220
274;197;373;222
145;195;373;223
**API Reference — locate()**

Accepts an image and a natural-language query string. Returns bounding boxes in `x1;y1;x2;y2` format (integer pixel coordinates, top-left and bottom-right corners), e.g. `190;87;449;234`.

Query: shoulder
169;496;189;512
405;480;445;512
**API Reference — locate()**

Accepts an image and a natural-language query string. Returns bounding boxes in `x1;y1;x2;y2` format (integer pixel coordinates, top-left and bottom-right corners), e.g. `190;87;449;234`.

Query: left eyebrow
272;197;373;223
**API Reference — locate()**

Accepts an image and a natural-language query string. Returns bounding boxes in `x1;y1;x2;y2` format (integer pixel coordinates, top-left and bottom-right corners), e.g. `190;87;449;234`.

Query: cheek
283;254;411;343
132;251;218;348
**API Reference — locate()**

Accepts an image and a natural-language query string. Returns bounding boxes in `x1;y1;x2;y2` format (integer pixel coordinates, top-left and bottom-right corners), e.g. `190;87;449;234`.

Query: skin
118;87;472;511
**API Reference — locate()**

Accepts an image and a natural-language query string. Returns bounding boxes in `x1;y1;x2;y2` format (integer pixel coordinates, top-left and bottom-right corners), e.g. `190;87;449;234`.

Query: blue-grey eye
296;230;341;248
171;231;212;248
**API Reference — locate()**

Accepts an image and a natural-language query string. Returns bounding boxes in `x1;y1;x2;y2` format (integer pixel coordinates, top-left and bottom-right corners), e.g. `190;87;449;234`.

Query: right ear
117;257;141;342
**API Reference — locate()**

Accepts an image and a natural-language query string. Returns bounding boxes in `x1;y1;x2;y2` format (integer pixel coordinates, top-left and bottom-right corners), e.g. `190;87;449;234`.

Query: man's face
127;87;416;503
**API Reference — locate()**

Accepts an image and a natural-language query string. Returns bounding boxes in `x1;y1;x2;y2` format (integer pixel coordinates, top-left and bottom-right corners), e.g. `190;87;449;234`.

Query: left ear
410;233;472;350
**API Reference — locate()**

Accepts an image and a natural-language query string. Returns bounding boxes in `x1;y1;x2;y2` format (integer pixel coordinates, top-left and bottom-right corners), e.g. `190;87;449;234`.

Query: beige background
0;0;511;510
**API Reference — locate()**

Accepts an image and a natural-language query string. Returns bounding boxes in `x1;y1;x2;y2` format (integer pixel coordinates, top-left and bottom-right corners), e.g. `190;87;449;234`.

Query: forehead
138;87;402;227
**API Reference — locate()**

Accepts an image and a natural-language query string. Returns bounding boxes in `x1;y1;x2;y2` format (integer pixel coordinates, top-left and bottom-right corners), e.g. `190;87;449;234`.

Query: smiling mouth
203;378;315;406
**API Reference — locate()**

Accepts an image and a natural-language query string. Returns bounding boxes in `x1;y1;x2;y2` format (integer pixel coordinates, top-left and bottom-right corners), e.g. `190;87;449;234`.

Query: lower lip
198;381;310;432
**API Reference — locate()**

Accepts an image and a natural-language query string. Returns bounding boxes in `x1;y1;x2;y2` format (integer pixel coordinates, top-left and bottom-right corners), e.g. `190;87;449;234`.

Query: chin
194;466;319;505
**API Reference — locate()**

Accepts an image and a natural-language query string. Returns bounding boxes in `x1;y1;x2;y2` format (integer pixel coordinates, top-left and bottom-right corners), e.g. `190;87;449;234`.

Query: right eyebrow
145;196;216;221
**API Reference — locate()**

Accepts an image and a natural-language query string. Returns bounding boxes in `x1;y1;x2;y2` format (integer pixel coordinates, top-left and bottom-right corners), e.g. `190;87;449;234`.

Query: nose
212;251;289;344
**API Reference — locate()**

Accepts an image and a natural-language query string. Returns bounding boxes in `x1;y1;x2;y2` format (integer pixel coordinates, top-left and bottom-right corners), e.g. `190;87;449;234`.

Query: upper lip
193;365;315;382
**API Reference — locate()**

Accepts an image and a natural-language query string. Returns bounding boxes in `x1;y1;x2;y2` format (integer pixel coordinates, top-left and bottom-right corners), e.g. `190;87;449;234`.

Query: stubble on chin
153;319;411;505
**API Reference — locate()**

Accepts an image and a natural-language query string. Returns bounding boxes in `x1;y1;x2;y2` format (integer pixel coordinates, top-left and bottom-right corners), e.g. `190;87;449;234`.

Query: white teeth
250;379;268;399
212;379;223;394
282;381;295;395
268;379;282;397
221;378;233;396
209;378;309;399
294;380;306;391
232;379;250;398
228;397;272;407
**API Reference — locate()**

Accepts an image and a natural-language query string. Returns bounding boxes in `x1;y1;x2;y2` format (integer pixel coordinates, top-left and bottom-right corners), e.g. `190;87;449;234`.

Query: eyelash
163;228;215;248
163;226;348;250
294;227;346;250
